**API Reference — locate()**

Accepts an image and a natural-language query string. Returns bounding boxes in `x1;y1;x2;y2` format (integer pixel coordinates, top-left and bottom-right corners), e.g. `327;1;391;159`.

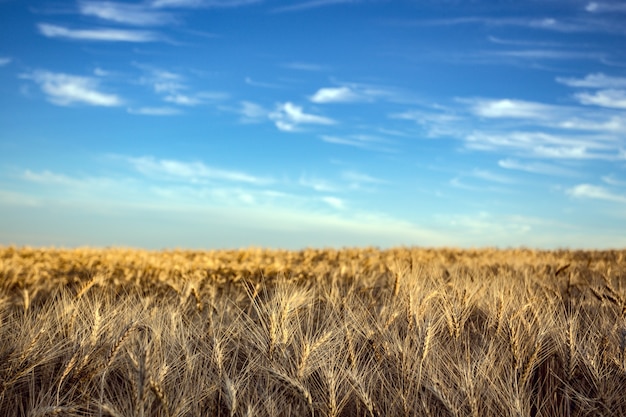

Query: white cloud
23;170;81;186
21;70;123;107
556;73;626;89
78;1;175;26
38;23;159;42
586;2;626;13
320;134;393;152
282;62;329;72
391;109;461;137
127;107;181;116
21;170;118;189
273;0;355;13
435;211;532;236
321;196;345;210
163;93;201;106
602;175;626;186
470;169;514;183
127;156;272;185
466;131;619;160
151;0;261;8
557;116;626;132
237;101;267;122
136;66;225;106
310;86;362;103
299;176;338;192
0;57;12;66
498;159;577;176
269;102;335;132
408;16;613;33
575;89;626;109
467;98;556;119
567;184;626;203
245;77;280;88
341;170;386;185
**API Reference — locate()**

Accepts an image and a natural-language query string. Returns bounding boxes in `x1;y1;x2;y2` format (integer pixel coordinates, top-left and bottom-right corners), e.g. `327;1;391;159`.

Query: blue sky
1;0;626;249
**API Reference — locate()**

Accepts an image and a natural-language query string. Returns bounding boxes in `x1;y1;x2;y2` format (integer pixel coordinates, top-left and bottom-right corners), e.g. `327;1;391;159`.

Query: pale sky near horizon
1;0;626;250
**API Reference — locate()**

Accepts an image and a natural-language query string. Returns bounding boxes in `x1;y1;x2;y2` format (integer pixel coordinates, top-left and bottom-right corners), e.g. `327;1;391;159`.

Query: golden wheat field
1;246;625;417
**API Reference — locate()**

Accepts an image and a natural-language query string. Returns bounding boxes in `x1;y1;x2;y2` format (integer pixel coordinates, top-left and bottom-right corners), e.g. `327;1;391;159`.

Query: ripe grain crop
1;246;625;416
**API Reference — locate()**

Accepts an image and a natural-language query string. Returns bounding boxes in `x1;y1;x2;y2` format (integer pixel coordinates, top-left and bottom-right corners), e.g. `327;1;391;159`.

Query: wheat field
1;246;625;417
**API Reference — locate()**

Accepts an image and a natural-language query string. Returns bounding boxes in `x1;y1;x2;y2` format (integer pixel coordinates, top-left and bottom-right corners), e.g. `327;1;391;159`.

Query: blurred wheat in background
1;246;625;416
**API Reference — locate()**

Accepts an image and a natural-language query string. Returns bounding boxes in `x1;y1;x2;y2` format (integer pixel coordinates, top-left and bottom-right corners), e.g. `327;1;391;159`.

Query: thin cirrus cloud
320;134;394;152
0;57;12;66
150;0;261;8
310;86;363;103
602;175;626;186
127;107;181;116
466;98;558;120
574;89;626;109
137;66;227;106
470;169;514;184
585;2;626;13
299;175;338;192
272;0;356;13
237;101;268;122
78;1;175;26
269;102;335;132
465;131;621;160
402;17;598;33
21;70;123;107
567;184;626;203
127;156;273;185
37;23;159;42
282;62;330;72
320;196;346;210
498;158;577;177
556;73;626;88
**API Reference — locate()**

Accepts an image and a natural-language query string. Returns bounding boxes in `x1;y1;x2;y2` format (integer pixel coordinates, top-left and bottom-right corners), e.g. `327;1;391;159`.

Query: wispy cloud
310;86;362;103
498;158;577;176
466;98;557;119
137;66;226;106
236;101;268;123
574;89;626;109
485;49;604;61
127;106;181;116
313;81;404;104
269;102;335;132
391;109;461;138
299;176;338;192
272;0;356;13
567;184;626;203
21;70;123;107
470;169;514;184
78;1;175;26
465;131;623;160
128;156;272;185
321;196;346;210
402;16;621;34
602;175;626;186
556;73;626;88
151;0;261;8
586;2;626;13
341;170;386;186
282;62;330;72
38;23;159;42
0;57;12;66
245;77;280;89
21;170;119;190
320;134;393;152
